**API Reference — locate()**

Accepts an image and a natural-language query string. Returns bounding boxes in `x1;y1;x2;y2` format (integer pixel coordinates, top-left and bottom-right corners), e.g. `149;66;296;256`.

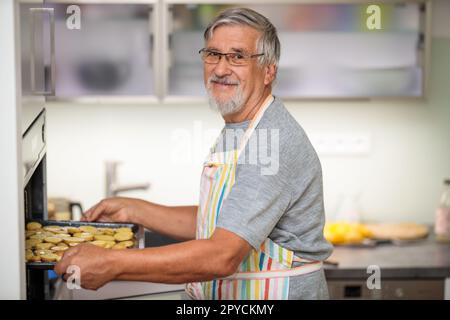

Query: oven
23;109;50;300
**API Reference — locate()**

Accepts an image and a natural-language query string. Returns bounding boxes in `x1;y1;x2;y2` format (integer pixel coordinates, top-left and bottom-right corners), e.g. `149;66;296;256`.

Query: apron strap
222;261;323;281
236;95;274;158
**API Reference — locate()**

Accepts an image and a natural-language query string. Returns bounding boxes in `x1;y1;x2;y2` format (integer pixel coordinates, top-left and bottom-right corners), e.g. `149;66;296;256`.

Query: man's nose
213;56;232;77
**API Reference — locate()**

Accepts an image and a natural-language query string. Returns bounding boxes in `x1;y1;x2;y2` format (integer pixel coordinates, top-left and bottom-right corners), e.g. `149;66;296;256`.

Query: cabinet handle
30;7;55;96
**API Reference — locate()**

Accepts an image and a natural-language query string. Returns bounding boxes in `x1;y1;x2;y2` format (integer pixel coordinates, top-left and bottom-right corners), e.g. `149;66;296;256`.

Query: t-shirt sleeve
215;159;292;250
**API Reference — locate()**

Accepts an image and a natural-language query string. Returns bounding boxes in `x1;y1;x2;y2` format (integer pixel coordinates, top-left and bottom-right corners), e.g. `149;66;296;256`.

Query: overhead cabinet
45;1;157;101
45;0;431;101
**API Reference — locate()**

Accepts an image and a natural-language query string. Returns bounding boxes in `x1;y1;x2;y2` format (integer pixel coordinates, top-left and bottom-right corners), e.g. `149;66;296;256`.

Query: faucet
105;161;150;197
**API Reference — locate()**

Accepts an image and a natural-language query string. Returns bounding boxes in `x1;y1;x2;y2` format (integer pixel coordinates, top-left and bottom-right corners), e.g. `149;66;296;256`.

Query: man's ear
264;64;277;85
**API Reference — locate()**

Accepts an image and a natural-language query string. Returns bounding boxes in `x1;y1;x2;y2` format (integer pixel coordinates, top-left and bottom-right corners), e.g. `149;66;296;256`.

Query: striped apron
186;95;322;300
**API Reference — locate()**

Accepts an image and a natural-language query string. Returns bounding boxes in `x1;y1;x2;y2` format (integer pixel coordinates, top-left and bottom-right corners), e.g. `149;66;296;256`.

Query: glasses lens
202;50;220;64
229;53;247;66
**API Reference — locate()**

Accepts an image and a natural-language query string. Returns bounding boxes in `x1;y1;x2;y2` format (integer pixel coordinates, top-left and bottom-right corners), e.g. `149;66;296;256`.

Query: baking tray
26;219;144;270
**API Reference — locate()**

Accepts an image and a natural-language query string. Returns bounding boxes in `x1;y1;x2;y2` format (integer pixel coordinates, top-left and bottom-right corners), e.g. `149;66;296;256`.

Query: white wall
45;1;450;225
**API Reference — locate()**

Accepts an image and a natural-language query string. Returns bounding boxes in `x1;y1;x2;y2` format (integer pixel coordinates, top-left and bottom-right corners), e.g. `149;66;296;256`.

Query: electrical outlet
310;133;371;156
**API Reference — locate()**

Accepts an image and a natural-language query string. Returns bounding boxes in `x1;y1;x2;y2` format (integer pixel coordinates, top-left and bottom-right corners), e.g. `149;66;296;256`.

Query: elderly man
55;7;333;300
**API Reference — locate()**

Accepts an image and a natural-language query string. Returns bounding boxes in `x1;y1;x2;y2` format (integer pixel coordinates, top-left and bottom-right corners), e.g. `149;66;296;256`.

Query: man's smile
210;78;239;89
212;82;238;91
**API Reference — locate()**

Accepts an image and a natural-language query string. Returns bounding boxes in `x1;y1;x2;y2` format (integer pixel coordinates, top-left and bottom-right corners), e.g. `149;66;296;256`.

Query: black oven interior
22;109;55;300
24;157;51;300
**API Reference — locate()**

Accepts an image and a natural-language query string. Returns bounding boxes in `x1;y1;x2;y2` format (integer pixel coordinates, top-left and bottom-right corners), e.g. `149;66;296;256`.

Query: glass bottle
435;179;450;243
334;192;362;223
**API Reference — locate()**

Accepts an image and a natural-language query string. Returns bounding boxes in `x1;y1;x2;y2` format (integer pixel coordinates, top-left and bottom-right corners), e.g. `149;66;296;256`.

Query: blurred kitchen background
42;1;450;225
1;0;450;300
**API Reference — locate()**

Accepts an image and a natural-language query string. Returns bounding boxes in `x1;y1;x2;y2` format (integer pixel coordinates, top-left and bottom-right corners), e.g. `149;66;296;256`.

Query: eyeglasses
199;48;264;66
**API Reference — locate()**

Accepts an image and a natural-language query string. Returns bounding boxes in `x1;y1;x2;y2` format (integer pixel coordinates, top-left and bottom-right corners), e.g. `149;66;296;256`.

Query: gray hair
204;7;280;68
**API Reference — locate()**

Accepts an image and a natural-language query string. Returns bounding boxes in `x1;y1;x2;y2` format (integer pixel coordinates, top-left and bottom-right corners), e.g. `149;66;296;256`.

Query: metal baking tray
26;219;144;270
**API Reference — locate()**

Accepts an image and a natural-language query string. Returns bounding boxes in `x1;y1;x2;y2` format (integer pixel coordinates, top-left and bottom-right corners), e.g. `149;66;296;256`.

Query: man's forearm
109;238;236;284
133;202;198;241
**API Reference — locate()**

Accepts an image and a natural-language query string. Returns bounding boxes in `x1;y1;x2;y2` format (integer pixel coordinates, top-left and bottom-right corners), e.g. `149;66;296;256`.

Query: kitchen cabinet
164;1;430;100
324;236;450;299
45;0;158;102
44;0;430;102
328;279;444;299
20;2;54;133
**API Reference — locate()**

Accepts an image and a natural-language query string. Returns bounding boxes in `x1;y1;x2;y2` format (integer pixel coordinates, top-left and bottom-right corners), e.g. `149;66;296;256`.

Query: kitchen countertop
123;238;450;300
146;231;450;281
122;237;450;300
324;236;450;279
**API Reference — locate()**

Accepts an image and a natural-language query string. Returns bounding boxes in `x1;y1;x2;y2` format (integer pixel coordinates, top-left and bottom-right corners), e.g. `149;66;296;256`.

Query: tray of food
324;222;376;247
25;219;144;269
324;222;429;247
364;223;429;245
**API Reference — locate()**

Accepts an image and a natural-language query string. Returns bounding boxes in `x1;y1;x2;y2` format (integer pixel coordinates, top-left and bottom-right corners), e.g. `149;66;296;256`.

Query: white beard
206;77;244;116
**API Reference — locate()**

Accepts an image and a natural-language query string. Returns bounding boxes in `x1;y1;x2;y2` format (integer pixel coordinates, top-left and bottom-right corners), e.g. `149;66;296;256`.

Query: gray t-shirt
213;96;333;299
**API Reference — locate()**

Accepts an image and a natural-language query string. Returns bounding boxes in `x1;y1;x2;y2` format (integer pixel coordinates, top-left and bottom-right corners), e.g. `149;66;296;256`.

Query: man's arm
113;228;252;283
133;203;198;241
55;228;252;289
83;198;198;241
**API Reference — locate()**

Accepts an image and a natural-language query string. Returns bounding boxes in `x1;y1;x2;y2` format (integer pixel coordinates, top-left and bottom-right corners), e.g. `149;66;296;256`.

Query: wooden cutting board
365;223;429;241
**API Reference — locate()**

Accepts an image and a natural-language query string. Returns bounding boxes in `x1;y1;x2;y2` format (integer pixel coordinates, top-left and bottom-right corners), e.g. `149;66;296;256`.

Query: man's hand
82;197;147;223
54;243;119;290
82;198;197;241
